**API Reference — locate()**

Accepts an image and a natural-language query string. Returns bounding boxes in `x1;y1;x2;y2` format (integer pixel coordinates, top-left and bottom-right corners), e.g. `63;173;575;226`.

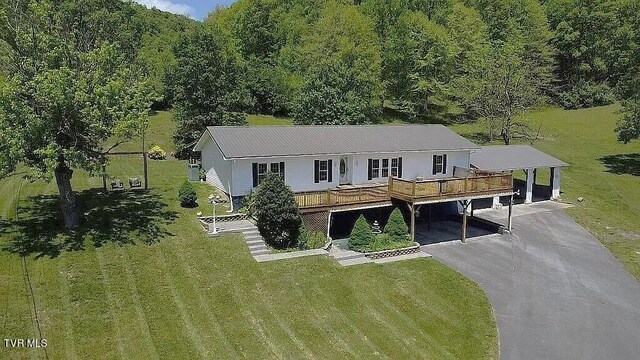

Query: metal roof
470;145;568;171
195;125;480;159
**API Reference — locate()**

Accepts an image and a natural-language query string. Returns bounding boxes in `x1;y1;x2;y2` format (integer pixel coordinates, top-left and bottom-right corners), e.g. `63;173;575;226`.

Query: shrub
148;145;166;160
239;190;255;216
348;215;375;251
178;180;197;207
297;220;309;250
384;208;409;242
306;231;327;249
253;173;301;249
558;81;616;109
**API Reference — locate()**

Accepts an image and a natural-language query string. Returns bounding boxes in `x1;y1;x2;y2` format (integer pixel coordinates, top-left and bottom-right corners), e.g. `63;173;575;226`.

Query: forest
163;0;640;156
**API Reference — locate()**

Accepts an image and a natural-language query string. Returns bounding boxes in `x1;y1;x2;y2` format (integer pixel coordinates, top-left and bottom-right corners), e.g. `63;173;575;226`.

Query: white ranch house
193;125;567;240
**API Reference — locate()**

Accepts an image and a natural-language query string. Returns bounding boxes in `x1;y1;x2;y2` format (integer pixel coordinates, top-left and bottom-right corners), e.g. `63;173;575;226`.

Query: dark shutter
398;157;403;178
280;162;285;181
252;163;258;187
314;160;320;183
432;155;437;175
442;154;447;174
368;159;373;180
328;159;333;182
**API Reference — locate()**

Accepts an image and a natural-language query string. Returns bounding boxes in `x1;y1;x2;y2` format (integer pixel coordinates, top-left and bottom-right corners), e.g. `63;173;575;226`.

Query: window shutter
442;154;447;174
314;160;320;183
328;159;333;182
398;157;403;178
368;159;373;180
432;155;437;175
280;162;285;180
252;163;258;187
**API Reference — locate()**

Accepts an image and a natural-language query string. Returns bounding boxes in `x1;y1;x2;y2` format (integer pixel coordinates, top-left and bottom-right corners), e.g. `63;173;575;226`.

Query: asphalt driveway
424;209;640;360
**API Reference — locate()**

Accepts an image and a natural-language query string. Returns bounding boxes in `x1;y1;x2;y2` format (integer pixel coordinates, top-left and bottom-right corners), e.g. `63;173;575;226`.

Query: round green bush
178;180;197;207
253;173;301;249
348;215;375;251
384;208;409;242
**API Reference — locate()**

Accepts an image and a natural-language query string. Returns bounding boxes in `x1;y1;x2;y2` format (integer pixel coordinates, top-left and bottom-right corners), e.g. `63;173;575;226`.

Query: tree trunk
55;160;80;229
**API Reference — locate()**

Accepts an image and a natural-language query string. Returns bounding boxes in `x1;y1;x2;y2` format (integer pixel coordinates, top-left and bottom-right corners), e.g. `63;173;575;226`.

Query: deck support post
507;195;513;232
410;203;416;242
326;211;332;241
550;167;561;199
460;200;470;243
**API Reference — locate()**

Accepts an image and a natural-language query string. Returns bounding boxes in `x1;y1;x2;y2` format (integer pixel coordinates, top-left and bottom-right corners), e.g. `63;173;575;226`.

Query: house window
258;163;268;183
382;159;389;178
432;154;447;175
391;158;399;177
372;159;380;178
319;160;329;181
253;162;285;187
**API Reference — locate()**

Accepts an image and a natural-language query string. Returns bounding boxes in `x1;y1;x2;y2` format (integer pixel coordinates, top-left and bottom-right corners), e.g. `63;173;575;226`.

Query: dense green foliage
348;215;375;251
253;173;301;249
297;222;326;250
0;0;161;227
384;208;409;242
178;180;197;207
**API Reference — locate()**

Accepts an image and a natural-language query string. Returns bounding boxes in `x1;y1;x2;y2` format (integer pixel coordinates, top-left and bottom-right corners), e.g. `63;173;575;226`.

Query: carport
470;145;568;208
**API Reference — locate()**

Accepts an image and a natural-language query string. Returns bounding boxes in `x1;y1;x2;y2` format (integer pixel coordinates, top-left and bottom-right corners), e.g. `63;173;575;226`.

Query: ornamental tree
253;173;301;249
0;0;154;228
384;208;409;242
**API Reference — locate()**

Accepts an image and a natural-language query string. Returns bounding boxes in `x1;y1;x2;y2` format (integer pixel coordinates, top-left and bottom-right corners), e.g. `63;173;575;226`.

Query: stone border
364;243;421;260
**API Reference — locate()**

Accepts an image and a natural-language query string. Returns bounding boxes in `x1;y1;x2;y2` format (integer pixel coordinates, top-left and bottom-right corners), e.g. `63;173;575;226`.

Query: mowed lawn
450;104;640;279
0;112;497;359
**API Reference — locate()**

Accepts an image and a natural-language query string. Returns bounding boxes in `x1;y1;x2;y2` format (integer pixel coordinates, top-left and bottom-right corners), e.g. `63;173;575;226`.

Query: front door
339;157;350;185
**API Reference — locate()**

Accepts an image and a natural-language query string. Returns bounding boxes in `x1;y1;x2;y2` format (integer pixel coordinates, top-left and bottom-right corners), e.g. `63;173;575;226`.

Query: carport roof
470;145;568;171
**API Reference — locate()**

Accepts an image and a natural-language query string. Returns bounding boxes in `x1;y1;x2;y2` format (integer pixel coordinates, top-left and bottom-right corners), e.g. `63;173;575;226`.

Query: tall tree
461;40;543;144
168;24;252;157
0;0;154;228
294;1;383;124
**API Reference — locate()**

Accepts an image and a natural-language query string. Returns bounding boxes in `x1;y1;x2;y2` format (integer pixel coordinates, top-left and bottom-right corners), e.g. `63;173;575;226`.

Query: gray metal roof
198;125;480;159
470;145;568;171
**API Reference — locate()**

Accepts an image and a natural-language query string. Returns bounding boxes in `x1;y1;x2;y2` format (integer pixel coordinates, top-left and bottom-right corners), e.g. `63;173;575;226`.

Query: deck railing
295;173;513;209
295;184;389;209
388;174;513;202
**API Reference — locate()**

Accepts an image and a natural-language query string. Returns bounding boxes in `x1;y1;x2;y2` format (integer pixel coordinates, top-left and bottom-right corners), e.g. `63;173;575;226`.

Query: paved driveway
424;209;640;360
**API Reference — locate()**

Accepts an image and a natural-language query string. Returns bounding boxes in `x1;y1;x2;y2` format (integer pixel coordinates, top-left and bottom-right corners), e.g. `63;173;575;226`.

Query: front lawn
0;111;497;359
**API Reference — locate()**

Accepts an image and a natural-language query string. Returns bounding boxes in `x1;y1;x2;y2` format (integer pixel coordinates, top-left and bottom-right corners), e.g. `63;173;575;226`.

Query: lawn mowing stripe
155;245;211;359
94;248;127;359
117;246;160;360
54;256;80;360
123;243;199;359
162;235;239;357
305;270;390;358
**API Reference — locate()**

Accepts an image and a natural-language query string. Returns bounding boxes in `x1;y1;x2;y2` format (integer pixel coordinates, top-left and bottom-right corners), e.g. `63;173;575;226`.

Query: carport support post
525;168;534;204
550;167;561;199
507;195;513;232
461;200;469;243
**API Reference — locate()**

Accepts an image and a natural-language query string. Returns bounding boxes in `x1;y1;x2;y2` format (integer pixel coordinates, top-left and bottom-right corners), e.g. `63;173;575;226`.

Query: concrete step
245;236;264;243
248;243;268;251
330;251;366;261
242;228;259;234
246;239;265;245
338;257;373;267
251;249;271;256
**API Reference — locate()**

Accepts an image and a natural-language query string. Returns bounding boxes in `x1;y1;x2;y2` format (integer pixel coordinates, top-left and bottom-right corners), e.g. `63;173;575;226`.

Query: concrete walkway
425;210;640;360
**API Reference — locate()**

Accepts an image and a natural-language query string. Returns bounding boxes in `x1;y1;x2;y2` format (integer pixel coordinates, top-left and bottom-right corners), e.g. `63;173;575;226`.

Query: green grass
0;112;497;359
450;104;640;279
247;114;293;126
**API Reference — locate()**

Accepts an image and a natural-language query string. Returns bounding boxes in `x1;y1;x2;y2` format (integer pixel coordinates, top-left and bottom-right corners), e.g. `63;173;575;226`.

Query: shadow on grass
599;153;640;176
3;189;178;258
464;132;492;145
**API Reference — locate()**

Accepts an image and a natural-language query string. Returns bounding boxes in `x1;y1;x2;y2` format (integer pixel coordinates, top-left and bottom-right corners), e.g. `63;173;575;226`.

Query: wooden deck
295;173;513;211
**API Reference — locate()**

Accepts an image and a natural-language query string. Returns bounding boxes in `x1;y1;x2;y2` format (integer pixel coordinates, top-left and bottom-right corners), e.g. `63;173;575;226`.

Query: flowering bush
148;145;166;160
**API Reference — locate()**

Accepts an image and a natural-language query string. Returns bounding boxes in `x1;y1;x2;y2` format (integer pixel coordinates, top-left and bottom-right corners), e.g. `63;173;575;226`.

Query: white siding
352;150;470;184
228;151;471;196
200;135;232;194
231;156;340;196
